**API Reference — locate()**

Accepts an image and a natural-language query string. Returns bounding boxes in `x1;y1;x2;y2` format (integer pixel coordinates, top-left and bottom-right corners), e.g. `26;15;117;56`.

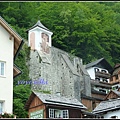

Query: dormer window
101;69;107;73
95;68;100;72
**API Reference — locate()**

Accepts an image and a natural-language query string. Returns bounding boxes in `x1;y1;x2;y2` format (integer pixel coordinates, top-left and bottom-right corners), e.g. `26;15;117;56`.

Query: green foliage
0;112;16;118
0;1;120;118
14;43;30;86
13;85;31;118
13;42;31;118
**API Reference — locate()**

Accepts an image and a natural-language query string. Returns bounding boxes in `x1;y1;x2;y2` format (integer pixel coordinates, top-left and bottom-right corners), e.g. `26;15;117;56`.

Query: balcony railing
95;71;110;78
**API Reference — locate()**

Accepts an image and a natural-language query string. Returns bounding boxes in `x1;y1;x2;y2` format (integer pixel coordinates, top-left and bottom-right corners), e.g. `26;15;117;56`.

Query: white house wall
0;25;13;114
103;109;120;118
86;67;95;79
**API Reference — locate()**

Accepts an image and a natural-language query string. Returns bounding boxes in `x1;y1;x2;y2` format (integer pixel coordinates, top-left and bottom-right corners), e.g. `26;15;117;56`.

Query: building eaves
34;91;87;109
25;91;87;110
27;20;51;32
0;16;23;39
13;64;22;78
0;16;24;60
85;58;104;69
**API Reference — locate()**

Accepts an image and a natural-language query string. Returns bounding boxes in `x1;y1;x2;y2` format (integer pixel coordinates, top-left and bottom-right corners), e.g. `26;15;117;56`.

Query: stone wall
28;46;91;101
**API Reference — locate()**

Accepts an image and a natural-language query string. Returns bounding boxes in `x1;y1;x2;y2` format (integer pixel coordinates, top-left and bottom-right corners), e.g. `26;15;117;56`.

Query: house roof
104;90;120;100
92;98;120;114
112;64;120;75
27;20;51;32
114;64;120;69
13;64;22;78
25;91;87;110
85;58;113;74
112;90;120;96
0;16;24;60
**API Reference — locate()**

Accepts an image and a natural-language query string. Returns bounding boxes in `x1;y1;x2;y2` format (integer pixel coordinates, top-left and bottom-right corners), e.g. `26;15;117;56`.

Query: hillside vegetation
0;2;120;118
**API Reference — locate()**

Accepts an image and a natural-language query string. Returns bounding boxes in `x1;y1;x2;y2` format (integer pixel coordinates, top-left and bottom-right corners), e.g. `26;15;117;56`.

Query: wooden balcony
95;71;110;78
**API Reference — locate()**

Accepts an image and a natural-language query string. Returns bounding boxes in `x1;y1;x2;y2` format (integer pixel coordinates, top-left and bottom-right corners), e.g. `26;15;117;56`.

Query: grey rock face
28;46;91;101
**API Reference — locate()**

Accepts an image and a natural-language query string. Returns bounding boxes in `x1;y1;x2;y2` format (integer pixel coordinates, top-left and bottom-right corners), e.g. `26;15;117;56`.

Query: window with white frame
0;102;3;114
49;109;54;118
0;62;5;76
62;110;69;118
49;108;69;118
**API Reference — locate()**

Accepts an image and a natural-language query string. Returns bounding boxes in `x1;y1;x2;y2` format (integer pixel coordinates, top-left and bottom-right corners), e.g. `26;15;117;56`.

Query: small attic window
94;68;100;72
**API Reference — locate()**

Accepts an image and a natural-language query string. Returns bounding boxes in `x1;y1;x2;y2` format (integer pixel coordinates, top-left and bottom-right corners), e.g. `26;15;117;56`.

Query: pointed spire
28;20;51;32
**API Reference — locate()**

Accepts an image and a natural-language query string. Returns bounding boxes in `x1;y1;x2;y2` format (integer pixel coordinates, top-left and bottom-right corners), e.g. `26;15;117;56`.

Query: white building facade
0;16;23;114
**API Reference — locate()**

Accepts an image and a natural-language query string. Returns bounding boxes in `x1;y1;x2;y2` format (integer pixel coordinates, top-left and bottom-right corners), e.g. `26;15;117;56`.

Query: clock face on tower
41;33;49;54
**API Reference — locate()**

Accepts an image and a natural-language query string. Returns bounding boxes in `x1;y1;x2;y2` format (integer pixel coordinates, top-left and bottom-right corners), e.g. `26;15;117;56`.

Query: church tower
28;20;53;54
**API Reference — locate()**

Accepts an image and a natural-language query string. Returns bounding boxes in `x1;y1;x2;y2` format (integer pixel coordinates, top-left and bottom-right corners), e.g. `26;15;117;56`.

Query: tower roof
27;20;51;32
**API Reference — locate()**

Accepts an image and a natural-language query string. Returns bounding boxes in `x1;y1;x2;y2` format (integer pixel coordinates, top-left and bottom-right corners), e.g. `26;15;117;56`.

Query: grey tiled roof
28;20;51;32
85;58;104;69
0;16;23;39
92;98;120;114
33;91;87;109
85;58;113;74
112;90;120;97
